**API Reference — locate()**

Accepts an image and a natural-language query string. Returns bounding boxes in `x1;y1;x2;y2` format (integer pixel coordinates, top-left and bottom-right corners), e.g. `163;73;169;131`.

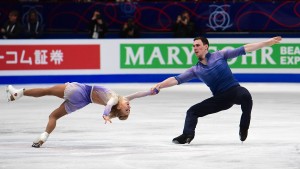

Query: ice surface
1;83;299;169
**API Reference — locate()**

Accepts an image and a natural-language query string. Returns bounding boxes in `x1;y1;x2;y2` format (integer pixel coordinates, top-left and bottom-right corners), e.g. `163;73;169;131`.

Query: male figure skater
152;36;282;144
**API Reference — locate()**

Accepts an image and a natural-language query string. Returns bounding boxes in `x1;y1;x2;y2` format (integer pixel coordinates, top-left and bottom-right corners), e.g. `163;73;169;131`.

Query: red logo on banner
0;45;100;70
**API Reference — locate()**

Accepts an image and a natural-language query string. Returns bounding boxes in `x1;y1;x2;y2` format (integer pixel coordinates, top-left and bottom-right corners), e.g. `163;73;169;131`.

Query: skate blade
32;141;44;148
186;138;192;144
6;86;12;102
172;139;191;144
172;140;180;144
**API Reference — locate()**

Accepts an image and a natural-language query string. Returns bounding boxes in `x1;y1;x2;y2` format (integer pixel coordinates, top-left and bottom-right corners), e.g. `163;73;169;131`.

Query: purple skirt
63;82;92;113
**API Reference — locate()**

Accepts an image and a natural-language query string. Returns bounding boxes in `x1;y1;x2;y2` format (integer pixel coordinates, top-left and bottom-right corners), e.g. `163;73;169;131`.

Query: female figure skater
6;82;155;148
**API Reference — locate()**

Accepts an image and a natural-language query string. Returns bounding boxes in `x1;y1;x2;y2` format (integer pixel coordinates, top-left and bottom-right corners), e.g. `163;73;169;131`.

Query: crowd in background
16;0;285;2
0;8;198;39
1;10;44;39
0;0;294;39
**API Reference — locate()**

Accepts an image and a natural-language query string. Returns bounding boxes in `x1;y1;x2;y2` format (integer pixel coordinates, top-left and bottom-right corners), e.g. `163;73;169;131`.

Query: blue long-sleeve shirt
175;46;246;96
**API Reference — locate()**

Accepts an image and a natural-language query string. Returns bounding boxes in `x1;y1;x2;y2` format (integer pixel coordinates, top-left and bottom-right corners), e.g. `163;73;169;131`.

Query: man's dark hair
194;37;209;47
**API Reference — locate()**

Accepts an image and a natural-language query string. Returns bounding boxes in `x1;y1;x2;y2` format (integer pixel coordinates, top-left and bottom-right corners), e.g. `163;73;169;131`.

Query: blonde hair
108;96;129;120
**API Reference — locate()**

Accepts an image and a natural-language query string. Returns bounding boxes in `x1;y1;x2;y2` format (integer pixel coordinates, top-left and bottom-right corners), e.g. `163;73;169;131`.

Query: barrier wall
0;38;299;84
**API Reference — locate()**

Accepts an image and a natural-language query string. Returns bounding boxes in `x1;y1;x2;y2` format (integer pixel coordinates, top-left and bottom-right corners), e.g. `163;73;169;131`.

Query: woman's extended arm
125;90;152;101
102;97;118;123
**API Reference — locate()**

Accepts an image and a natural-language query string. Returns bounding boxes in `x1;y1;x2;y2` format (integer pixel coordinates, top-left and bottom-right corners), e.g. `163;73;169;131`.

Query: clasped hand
102;115;112;124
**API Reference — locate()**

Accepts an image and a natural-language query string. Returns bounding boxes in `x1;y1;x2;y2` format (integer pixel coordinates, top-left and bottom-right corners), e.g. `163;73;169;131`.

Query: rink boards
0;38;299;84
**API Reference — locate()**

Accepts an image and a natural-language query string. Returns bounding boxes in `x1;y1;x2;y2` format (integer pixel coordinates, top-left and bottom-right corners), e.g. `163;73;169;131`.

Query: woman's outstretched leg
7;84;66;101
32;102;68;148
24;84;66;98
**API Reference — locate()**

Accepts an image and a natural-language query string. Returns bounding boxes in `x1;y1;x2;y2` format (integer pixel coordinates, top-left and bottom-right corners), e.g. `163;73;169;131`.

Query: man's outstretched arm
244;36;282;53
151;77;178;94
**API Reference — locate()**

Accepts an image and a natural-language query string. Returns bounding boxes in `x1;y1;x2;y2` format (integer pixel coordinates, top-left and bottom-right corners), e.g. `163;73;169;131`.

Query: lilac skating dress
63;82;151;115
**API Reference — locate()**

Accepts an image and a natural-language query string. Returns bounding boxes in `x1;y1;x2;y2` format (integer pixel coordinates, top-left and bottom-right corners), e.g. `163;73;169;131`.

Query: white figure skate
6;85;24;102
32;132;49;148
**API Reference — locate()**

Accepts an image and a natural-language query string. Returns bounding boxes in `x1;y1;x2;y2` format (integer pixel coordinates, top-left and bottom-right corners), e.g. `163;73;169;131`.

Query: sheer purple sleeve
125;90;152;101
103;97;118;116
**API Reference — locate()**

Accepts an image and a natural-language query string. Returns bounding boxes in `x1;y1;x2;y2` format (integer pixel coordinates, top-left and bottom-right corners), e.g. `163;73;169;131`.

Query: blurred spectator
1;10;24;39
120;18;140;38
24;10;44;39
19;0;39;2
173;11;195;38
74;0;93;2
89;10;108;39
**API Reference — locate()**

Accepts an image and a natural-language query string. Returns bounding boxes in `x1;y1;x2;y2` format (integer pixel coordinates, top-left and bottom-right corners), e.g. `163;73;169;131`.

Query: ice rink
0;83;299;169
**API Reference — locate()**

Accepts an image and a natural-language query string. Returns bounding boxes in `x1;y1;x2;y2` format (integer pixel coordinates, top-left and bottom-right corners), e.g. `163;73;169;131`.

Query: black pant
183;85;253;135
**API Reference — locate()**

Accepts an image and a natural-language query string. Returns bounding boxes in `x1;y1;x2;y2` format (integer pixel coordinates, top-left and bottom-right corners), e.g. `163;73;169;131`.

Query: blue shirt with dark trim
175;46;246;96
